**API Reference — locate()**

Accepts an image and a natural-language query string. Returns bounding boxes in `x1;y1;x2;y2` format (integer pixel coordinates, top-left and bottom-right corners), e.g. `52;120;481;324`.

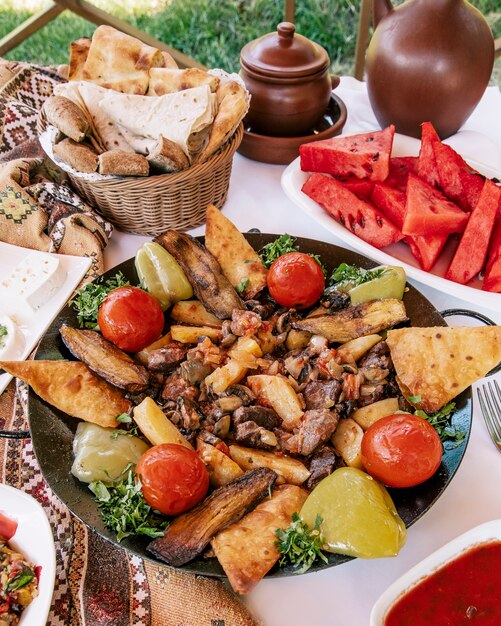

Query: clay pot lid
240;22;329;79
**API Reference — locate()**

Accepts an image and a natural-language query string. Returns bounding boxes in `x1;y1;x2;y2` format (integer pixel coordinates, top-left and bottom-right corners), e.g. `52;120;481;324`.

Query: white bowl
370;518;501;626
0;484;56;626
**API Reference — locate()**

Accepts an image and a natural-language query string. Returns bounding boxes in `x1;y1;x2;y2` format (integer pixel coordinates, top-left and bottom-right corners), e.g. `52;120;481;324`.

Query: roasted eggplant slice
60;326;149;392
154;230;244;320
148;467;277;566
292;299;408;343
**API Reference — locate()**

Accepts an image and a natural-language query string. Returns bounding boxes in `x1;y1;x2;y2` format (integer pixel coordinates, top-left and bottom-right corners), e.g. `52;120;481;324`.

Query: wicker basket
38;112;243;236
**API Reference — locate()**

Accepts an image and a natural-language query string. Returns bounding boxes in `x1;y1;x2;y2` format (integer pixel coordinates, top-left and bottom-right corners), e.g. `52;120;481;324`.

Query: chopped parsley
259;234;327;275
235;277;250;294
0;323;7;349
414;401;466;449
69;272;130;330
275;513;328;573
89;469;168;541
329;263;385;288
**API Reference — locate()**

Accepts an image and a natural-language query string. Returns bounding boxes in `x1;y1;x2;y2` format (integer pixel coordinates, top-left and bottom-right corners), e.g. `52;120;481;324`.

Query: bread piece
98;150;149;176
43;95;90;142
147;136;189;173
0;360;131;428
68;37;91;81
147;67;219;96
53;138;98;173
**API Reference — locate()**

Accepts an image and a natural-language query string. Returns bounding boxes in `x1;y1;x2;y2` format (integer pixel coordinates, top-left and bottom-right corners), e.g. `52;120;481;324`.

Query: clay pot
366;0;494;139
240;22;334;137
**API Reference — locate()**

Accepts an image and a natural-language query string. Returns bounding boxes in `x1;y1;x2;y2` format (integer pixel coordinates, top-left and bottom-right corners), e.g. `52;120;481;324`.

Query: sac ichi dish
2;207;501;595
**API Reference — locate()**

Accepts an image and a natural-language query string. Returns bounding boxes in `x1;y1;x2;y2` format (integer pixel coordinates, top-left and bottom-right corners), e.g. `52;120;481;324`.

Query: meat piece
305;446;338;490
232;405;280;429
234;421;277;450
177;397;202;430
245;299;276;319
187;337;226;368
337;400;357;419
147;343;187;372
358;340;393;370
280;409;340;456
303;380;342;410
148;468;277;566
230;309;262;336
357;384;386;407
162;371;198;401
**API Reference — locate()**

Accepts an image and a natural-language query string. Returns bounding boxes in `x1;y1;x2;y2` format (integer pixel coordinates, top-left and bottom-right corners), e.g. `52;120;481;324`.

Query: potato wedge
205;359;248;394
292;299;408;343
211;484;308;594
352;397;400;430
170;325;221;344
285;329;312;351
229;445;310;486
246;375;303;430
336;334;382;363
197;438;244;487
205;204;268;300
133;396;193;448
170;300;222;328
331;418;364;469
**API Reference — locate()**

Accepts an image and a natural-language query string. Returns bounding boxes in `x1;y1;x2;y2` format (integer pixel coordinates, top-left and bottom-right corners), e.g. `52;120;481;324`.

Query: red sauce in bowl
384;541;501;626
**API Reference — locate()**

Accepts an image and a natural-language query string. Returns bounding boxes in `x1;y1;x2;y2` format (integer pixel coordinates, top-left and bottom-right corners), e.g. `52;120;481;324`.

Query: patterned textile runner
0;59;260;626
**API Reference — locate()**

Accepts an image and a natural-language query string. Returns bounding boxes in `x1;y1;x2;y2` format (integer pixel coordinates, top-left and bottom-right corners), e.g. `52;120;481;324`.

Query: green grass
0;0;499;80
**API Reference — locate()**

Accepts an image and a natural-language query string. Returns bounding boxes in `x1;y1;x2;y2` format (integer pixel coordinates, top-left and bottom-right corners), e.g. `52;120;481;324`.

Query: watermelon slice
417;122;441;188
302;173;403;249
402;173;469;237
483;206;501;292
371;183;447;271
385;156;418;192
446;179;501;285
299;125;395;182
433;141;485;212
336;176;374;199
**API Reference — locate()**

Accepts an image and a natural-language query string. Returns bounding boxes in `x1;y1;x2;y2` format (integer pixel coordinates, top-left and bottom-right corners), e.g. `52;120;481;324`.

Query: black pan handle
440;308;500;376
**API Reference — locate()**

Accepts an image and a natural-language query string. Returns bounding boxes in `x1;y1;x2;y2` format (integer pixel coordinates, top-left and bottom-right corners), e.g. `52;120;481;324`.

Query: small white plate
281;133;501;311
0;483;56;626
0;243;91;395
370;518;501;625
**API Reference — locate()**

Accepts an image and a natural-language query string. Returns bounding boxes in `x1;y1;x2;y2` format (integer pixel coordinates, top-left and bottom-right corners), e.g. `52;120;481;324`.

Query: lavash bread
53;138;98;173
42;95;89;142
147;67;219;96
68;37;91;81
98;150;149;176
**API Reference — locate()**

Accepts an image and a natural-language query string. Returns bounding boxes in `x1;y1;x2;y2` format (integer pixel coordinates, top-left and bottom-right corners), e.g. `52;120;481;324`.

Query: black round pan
29;234;471;577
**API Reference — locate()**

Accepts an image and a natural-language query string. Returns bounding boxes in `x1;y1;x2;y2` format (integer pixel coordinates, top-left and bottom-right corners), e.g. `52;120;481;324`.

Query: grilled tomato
267;252;325;309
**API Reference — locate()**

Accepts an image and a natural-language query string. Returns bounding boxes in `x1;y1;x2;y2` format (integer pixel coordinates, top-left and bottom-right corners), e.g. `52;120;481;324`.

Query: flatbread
53;138;98;173
211;484;308;594
82;25;165;95
386;326;501;412
0;360;131;427
68;37;91;81
55;82;134;153
43;95;89;142
197;79;248;162
98;85;216;158
147;67;219;96
146;136;189;173
205;204;267;299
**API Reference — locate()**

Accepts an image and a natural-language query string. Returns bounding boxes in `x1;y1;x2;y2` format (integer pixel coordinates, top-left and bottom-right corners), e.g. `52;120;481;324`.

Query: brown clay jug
366;0;494;139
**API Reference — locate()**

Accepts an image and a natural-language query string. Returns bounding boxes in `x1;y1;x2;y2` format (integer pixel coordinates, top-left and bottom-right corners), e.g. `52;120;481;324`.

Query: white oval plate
281;133;501;311
0;484;56;626
370;518;501;625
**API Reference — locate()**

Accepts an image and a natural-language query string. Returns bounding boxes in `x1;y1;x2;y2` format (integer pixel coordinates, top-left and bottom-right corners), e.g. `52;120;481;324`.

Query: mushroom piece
221;384;256;406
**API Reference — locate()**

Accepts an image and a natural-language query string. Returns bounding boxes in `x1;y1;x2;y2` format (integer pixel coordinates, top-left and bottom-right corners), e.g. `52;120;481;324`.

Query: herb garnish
89;469;168;541
260;234;299;267
329;263;385;287
235;277;250;294
259;234;327;275
69;272;130;330
275;512;328;573
7;565;34;591
0;323;7;349
414;401;465;449
111;413;140;439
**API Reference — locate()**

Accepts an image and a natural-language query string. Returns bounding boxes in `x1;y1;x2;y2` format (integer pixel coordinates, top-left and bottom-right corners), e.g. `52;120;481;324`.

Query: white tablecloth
105;77;501;626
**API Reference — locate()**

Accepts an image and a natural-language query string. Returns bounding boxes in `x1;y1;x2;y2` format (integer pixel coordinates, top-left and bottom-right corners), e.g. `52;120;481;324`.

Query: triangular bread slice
0;360;130;427
204;204;267;299
386;326;501;413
